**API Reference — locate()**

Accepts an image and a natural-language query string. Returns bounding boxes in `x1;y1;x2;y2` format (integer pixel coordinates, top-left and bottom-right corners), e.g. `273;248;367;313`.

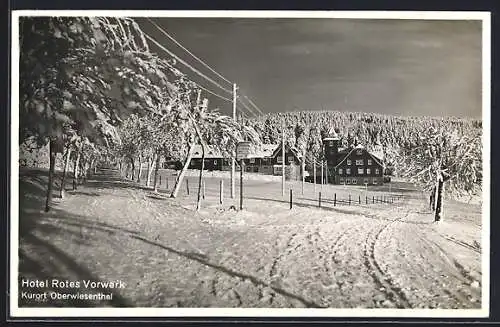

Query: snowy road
18;169;483;309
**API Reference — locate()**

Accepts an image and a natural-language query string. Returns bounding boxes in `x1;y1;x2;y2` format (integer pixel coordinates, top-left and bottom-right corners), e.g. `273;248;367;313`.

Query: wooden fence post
372;196;374;204
366;196;368;204
334;193;336;207
290;189;293;210
159;175;162;185
166;177;169;189
359;195;361;204
202;180;206;199
220;180;224;205
319;192;322;208
186;179;190;195
349;194;351;206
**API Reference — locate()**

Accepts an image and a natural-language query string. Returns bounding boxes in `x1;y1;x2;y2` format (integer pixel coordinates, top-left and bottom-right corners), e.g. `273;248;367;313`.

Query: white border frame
10;10;491;319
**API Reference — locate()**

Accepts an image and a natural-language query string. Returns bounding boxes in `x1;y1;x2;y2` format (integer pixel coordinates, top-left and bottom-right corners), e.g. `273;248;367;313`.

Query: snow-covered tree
400;126;482;221
19;16;178;211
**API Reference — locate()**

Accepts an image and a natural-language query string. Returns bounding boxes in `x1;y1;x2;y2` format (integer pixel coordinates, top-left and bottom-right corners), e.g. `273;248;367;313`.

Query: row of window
219;157;293;164
226;157;294;164
192;160;221;166
339;178;379;185
345;159;373;166
276;156;295;164
339;168;379;175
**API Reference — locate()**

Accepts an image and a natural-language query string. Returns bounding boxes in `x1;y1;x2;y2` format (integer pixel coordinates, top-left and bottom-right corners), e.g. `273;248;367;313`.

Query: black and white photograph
10;10;490;318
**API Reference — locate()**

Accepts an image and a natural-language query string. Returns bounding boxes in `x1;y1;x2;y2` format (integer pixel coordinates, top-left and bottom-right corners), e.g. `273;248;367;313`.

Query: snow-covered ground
17;168;482;309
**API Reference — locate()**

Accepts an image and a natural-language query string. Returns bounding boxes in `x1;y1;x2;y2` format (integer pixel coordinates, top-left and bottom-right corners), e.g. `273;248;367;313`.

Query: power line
237;98;259;118
196;84;233;102
143;32;233;94
146;18;233;86
242;95;265;116
141;22;267;120
188;80;247;118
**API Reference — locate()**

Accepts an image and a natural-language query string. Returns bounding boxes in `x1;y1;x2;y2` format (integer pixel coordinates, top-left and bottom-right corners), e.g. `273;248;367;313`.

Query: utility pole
321;160;324;190
325;161;328;185
240;159;244;210
282;122;285;197
313;159;317;193
231;83;237;199
301;153;305;195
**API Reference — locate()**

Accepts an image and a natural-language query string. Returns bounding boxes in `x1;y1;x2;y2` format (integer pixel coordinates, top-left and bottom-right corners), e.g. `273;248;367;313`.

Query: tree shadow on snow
18;173;324;308
18;213;134;307
129;234;325;308
18;172;134;308
85;174;154;192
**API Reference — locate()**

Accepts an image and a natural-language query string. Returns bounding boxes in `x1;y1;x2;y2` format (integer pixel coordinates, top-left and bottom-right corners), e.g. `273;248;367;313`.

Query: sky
136;17;483;119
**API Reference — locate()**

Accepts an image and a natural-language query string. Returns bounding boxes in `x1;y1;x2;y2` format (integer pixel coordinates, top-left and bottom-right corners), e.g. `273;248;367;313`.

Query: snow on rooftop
324;127;339;140
247;144;279;158
371;151;384;161
191;145;224;159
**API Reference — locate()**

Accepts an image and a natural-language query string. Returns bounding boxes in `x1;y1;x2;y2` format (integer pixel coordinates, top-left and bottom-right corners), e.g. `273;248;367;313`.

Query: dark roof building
309;128;386;186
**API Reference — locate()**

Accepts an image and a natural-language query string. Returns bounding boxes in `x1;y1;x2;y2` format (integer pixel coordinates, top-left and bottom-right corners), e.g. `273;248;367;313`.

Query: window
356;159;364;166
338;168;343;175
346;179;351;185
346;168;351;175
372;179;378;185
367;159;373;166
328;141;334;146
250;158;255;163
347;159;352;165
364;179;369;185
340;178;345;184
214;160;218;165
277;156;283;163
352;179;358;185
375;168;380;175
366;168;371;175
358;168;364;175
288;156;294;163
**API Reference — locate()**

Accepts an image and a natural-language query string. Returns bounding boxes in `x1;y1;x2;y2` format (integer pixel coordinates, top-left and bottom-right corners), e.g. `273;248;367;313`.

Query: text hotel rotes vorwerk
19;278;127;304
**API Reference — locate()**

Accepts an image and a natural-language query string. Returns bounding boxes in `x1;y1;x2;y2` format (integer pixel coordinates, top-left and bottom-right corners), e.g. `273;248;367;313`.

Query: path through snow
18;169;482;309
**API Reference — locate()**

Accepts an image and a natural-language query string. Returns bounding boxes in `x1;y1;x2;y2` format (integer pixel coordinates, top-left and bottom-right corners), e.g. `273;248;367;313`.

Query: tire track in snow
268;231;299;306
411;230;472;307
412;231;481;306
310;223;358;307
363;211;412;308
329;224;360;265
